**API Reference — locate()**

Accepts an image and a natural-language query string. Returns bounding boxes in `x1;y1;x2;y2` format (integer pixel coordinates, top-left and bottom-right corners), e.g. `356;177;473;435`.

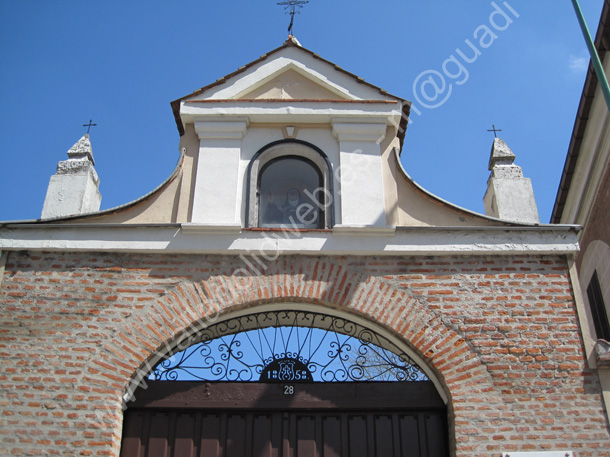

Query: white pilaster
332;120;387;227
191;119;248;226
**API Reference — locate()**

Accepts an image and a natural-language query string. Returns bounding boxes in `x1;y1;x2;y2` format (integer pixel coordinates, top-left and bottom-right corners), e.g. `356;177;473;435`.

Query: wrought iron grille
151;310;428;382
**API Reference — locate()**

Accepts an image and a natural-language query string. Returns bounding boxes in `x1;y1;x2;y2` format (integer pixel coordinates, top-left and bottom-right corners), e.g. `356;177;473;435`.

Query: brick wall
0;251;608;456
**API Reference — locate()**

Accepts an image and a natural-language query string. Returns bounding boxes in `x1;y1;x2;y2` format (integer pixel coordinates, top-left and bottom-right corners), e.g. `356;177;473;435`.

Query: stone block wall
0;251;609;456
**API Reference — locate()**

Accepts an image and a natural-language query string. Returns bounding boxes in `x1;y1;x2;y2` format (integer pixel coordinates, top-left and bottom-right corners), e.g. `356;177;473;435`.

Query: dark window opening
587;271;610;341
258;156;324;229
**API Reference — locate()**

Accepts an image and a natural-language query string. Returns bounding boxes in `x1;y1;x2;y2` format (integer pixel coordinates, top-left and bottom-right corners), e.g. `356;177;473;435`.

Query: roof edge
170;38;410;140
551;0;610;223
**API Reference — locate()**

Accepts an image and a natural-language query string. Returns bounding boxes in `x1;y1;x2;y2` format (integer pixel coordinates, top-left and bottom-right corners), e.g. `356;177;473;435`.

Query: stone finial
41;135;102;219
56;134;99;181
488;138;515;170
288;35;302;47
66;134;95;164
487;138;523;180
483;137;539;223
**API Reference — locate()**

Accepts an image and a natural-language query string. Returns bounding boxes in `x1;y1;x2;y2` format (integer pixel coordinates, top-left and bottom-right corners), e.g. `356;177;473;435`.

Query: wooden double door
120;381;448;457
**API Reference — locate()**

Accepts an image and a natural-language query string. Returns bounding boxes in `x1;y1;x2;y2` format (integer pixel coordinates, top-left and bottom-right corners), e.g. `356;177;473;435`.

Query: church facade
0;37;608;457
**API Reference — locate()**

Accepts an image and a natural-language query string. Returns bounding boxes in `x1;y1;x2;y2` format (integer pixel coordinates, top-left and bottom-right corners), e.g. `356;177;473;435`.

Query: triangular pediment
236;68;349;100
176;40;402;104
170;39;409;137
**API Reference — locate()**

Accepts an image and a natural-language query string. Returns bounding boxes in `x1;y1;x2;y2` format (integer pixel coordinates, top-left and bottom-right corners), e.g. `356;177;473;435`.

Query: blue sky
0;0;604;223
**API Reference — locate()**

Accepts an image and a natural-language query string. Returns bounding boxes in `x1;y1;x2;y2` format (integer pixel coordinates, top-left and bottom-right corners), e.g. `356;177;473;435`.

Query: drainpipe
571;0;610;113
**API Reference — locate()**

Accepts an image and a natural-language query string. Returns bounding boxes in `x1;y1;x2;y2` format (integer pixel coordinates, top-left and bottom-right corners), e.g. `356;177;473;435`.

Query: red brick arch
94;259;494;403
86;258;501;456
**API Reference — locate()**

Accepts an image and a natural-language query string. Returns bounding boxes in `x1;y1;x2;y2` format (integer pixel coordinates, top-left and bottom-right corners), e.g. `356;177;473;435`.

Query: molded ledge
502;453;573;457
194;119;249;140
595;339;610;368
331;121;387;142
333;225;396;236
181;223;243;234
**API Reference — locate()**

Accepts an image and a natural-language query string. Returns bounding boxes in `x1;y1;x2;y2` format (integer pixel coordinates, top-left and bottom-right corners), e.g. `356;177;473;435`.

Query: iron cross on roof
487;124;502;138
83;119;97;134
277;0;309;36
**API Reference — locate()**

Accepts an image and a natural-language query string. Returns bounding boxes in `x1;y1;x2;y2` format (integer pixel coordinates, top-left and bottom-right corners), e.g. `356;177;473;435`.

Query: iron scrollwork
151;310;428;383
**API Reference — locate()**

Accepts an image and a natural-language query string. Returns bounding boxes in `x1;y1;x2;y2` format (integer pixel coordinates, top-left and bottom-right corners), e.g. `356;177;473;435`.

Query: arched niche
246;140;334;229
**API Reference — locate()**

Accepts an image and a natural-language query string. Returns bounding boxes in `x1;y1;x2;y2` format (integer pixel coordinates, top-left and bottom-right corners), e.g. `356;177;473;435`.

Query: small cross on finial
277;0;309;36
487;124;502;138
83;119;97;135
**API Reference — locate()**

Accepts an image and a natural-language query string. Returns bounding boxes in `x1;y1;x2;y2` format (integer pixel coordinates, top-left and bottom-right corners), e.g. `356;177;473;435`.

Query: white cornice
0;224;580;256
181;223;243;234
333;225;396;236
180;101;403;127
